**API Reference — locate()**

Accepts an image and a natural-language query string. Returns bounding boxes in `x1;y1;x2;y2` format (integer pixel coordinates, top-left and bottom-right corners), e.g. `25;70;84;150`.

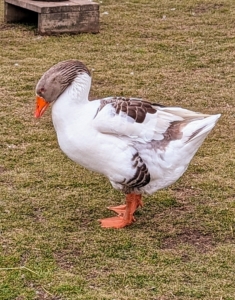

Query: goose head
34;60;91;118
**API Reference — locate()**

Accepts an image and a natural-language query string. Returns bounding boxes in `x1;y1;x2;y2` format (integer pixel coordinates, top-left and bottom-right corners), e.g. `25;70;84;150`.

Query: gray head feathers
36;60;91;103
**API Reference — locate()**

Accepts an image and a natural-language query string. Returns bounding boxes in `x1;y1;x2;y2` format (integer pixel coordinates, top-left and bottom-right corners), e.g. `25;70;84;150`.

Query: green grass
0;0;235;299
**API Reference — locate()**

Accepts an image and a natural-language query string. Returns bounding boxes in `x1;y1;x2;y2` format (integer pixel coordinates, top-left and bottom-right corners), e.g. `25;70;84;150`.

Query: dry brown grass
0;0;235;299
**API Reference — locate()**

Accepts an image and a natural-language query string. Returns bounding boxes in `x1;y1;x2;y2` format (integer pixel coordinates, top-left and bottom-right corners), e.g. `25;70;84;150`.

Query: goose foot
99;194;143;228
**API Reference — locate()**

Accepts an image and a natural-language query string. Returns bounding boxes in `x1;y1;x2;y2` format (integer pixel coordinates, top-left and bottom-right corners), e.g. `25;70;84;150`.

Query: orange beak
35;95;50;118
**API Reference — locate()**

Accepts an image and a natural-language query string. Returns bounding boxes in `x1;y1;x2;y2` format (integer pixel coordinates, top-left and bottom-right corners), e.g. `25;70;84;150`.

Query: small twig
0;266;39;276
0;266;55;296
42;286;54;297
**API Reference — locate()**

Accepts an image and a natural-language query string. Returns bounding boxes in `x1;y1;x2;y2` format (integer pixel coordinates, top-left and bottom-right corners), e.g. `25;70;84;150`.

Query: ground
0;0;235;299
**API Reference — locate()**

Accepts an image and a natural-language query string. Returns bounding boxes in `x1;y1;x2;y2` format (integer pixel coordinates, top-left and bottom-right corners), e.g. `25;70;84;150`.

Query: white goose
35;60;220;228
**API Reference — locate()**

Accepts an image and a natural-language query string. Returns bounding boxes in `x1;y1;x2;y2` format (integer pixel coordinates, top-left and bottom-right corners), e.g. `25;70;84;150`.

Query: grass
0;0;235;299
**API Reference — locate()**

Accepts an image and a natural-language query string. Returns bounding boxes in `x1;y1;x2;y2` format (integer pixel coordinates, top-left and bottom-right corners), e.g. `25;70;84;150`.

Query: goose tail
184;114;221;144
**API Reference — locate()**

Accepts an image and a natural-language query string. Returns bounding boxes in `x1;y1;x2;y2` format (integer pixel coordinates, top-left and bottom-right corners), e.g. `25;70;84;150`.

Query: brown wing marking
148;119;204;151
163;121;184;142
95;97;157;123
121;152;150;194
186;126;206;143
146;120;184;151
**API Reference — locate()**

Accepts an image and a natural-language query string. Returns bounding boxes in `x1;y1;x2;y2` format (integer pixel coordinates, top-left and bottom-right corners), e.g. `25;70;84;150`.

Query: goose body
35;60;220;228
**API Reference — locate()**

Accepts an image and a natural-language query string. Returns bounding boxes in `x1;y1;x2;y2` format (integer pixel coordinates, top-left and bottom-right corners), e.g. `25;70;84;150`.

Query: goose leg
99;194;143;228
108;195;143;218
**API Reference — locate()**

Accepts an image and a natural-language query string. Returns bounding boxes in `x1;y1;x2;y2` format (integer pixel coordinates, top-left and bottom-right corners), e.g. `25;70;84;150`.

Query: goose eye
39;88;45;96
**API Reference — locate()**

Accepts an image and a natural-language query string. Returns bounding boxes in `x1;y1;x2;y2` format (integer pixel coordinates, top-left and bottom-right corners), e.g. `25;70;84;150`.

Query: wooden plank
4;0;99;34
4;2;38;22
38;10;99;34
5;0;42;13
4;0;99;14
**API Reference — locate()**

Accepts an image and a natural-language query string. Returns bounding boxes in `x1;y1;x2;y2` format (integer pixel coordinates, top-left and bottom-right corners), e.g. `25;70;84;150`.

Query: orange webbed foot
99;216;132;229
99;194;143;229
107;204;126;215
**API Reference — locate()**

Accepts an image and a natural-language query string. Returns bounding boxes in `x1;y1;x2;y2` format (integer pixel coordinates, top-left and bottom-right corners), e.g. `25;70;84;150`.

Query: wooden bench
4;0;99;35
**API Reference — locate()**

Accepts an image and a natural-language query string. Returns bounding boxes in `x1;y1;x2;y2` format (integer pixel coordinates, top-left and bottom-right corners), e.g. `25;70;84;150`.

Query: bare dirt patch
192;3;224;14
161;228;215;253
54;247;82;271
0;166;7;173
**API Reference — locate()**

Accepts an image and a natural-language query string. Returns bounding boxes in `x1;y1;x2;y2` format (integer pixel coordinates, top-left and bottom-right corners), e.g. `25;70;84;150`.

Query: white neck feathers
67;73;91;103
52;72;92;129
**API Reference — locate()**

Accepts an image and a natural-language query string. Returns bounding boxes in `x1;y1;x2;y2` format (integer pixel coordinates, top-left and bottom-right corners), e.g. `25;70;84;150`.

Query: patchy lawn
0;0;235;299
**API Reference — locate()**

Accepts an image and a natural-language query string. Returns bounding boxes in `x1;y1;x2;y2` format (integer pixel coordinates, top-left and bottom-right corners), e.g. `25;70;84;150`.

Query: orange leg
108;195;143;219
99;194;143;229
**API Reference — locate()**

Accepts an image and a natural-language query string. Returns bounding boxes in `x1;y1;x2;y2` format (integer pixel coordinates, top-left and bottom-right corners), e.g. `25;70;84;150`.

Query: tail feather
160;106;211;119
177;114;221;163
183;114;221;143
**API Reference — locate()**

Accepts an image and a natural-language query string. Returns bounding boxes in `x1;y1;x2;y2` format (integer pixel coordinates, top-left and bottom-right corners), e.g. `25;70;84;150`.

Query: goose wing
92;97;208;143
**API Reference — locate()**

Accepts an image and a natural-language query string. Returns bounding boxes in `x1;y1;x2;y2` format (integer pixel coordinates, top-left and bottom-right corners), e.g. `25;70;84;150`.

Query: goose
34;60;220;228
